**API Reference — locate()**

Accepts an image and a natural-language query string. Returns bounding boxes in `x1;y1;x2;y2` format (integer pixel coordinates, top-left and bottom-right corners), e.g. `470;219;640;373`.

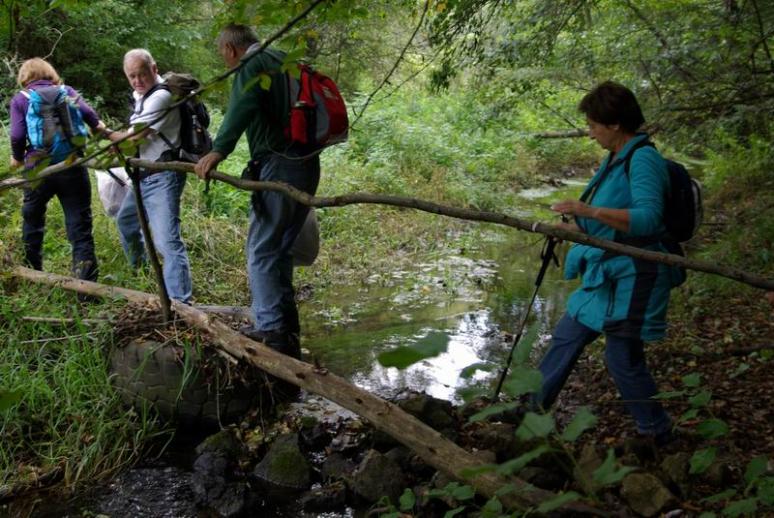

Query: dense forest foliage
0;1;772;516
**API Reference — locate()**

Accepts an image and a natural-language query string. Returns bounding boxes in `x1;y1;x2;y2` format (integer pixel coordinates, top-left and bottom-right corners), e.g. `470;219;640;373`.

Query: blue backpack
21;85;89;164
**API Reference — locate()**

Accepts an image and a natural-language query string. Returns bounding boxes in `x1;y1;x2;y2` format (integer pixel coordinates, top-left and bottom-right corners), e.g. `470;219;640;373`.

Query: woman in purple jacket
9;58;105;281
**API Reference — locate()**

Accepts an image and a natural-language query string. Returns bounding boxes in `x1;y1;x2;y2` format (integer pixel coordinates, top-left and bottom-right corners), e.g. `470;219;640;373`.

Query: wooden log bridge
10;266;606;516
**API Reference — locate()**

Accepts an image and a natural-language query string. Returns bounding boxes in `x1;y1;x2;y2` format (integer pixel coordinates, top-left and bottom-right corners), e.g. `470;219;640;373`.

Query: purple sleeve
66;85;100;129
9;93;28;161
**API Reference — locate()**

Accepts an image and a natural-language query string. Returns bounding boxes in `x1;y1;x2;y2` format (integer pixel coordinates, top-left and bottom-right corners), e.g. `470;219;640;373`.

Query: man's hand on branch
195;151;224;180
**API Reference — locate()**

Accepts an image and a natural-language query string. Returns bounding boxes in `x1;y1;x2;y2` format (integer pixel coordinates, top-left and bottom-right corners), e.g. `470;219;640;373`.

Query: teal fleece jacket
212;47;289;160
564;133;684;341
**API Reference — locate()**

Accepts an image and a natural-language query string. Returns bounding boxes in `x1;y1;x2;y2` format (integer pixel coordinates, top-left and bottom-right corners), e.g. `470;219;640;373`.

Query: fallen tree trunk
11;266;605;515
124;158;774;291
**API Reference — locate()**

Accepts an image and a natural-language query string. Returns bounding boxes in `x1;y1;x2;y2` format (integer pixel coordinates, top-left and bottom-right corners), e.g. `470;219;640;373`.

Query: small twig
349;0;430;129
42;27;73;60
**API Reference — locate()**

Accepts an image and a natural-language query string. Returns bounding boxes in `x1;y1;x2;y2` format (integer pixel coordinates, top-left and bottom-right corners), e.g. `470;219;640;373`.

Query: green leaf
399;488;415;511
744;456;768;484
450;483;475;501
502;366;543;397
481;497;502;516
377;332;448;369
653;390;686;400
443;508;466;518
592;448;636;486
689;390;712;408
690;448;717;474
0;390;23;412
722;498;758;517
702;488;737;504
494;483;516;497
730;362;750;378
757;477;774;505
460;362;494;379
697;418;729;439
678;408;700;424
698;513;718;518
536;491;581;513
515;412;555;440
560;406;597;442
682;373;702;388
514;321;540;364
258;73;272;91
497;445;551;475
468;401;518;423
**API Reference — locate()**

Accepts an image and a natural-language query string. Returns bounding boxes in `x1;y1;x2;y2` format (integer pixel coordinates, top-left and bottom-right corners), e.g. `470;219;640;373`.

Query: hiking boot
239;327;301;360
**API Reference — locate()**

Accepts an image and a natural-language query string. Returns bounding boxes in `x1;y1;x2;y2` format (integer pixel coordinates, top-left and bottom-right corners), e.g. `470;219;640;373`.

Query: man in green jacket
195;24;320;359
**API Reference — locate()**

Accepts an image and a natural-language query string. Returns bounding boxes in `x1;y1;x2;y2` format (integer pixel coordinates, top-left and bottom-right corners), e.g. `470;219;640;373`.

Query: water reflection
302;226;573;403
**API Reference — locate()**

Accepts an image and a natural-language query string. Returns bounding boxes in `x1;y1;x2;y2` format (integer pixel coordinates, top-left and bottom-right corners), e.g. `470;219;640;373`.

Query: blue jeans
532;313;671;435
116;171;192;303
246;154;320;333
21;165;98;280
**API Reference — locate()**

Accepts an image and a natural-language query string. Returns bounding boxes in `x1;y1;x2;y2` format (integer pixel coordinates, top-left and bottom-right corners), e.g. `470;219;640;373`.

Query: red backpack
286;64;348;149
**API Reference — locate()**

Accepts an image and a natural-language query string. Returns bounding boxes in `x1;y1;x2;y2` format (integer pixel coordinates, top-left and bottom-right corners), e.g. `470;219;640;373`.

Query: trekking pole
492;235;560;402
121;155;172;323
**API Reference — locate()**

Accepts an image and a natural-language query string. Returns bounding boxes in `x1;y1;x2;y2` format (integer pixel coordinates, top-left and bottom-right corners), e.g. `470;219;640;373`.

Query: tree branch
349;0;430;129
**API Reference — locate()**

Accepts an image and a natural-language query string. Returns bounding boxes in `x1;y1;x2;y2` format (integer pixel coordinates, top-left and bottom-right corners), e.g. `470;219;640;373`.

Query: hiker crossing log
10;266;606;516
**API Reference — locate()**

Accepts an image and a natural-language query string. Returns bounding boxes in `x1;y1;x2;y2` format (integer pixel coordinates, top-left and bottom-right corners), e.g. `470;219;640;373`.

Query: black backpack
624;141;703;243
135;73;213;163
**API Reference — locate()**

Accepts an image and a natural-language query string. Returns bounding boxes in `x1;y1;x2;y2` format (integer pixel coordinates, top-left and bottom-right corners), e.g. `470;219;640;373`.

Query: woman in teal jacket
533;81;682;443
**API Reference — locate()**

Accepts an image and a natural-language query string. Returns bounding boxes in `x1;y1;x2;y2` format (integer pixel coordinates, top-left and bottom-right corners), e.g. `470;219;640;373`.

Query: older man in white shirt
106;48;192;303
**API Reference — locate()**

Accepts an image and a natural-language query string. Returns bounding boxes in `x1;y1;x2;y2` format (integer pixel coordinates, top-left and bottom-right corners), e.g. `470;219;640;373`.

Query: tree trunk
10;266;606;516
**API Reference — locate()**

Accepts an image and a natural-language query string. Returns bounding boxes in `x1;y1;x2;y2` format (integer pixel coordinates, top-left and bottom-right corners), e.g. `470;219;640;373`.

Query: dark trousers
21;165;98;281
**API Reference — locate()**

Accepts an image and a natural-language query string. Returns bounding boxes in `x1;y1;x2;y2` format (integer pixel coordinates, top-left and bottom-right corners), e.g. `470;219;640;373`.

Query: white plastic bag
291;208;320;267
95;168;131;217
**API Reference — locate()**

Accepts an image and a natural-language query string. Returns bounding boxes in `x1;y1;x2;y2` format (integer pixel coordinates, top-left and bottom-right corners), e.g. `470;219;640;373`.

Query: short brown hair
579;81;645;133
17;58;61;87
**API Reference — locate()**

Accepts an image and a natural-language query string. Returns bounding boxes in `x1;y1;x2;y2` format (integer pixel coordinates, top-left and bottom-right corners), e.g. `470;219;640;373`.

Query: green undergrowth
0;287;164;494
667;128;774;319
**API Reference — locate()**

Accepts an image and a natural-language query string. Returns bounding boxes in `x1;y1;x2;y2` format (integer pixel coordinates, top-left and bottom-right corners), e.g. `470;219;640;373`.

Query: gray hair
217;23;258;51
123;48;156;71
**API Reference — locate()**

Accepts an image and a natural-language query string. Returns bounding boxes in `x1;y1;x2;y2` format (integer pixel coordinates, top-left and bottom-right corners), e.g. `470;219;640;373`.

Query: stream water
2;180;586;518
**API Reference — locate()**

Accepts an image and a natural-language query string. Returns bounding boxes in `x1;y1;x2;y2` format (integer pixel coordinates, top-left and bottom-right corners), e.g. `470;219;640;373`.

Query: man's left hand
195;151;224;180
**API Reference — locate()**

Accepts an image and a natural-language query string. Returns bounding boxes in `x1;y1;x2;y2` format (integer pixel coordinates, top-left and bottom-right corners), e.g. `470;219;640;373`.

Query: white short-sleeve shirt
130;79;181;162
